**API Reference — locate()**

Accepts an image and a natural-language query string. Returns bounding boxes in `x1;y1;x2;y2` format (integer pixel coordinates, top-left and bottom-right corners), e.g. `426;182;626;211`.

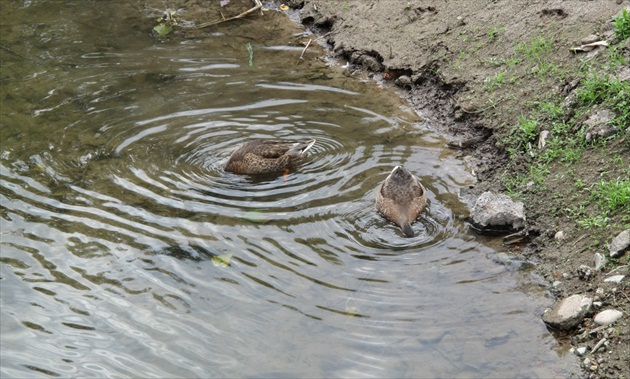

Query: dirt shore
283;0;629;377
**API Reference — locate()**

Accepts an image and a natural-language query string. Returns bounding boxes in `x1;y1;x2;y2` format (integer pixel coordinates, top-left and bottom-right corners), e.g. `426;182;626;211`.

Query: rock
470;191;526;231
581;34;600;44
593;309;623;326
576;346;588;356
608;229;630;258
603;275;625;283
577;265;592;281
542;294;592;331
594;253;606;271
350;52;383;72
584;109;615;141
394;75;412;88
554;230;565;240
537;130;550;149
583;109;616;142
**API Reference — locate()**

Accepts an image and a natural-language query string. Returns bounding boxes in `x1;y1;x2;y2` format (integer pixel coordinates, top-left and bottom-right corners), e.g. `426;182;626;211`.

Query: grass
613;8;630;41
516;35;553;62
576;71;630;129
492;26;630;235
488;26;504;41
484;70;506;90
596;177;630;214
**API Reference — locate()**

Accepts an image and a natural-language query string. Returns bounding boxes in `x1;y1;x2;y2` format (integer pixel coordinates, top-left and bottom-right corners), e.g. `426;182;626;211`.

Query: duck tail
300;139;316;156
401;223;415;238
286;139;316;157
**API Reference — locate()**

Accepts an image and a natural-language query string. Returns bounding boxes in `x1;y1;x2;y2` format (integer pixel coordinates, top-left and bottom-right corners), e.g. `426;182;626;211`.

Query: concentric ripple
103;86;459;248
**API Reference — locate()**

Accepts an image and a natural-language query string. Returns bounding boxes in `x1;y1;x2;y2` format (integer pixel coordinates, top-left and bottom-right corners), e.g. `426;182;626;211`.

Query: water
1;1;575;377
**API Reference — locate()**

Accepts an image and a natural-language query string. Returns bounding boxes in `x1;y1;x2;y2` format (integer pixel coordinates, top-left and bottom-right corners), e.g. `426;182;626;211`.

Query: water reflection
1;1;575;378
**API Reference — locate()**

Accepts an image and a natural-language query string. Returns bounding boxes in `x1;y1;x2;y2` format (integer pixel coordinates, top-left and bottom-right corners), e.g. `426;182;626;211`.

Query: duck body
224;139;316;175
375;166;427;237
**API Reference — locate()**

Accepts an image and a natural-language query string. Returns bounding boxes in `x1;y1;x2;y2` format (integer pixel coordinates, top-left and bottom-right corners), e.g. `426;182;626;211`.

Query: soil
279;0;630;377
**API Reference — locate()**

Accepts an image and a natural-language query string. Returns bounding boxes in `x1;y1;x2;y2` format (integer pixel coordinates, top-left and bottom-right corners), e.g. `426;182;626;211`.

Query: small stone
576;346;588;356
608;229;630;258
593;301;603;308
562;272;570;279
555;230;565;240
537;130;550;150
604;275;625;283
577;265;592;281
590;364;598;372
525;181;535;192
593;309;623;326
583;357;591;368
542;294;592;330
394;75;412;88
595;287;604;295
552;280;562;288
594;253;606;271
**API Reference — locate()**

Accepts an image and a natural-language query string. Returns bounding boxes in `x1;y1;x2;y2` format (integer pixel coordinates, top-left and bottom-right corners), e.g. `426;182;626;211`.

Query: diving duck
375;166;427;237
224;139;316;175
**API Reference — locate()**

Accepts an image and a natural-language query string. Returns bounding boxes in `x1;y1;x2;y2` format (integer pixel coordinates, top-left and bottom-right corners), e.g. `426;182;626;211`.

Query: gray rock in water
471;191;526;230
542;294;592;331
608;229;630;258
593;309;623;326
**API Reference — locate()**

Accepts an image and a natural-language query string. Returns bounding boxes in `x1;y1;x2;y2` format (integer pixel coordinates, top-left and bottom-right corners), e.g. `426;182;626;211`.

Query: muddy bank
283;0;629;378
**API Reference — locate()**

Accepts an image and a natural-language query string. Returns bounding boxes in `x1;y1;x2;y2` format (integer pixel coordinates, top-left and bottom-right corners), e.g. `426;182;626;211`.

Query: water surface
1;1;575;377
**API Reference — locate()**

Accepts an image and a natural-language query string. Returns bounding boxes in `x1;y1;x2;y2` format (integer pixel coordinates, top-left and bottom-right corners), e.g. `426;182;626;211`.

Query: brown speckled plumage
224;139;316;175
375;166;427;237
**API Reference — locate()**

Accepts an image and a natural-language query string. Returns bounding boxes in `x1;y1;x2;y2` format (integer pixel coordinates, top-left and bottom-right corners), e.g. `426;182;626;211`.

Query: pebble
577;265;592;280
552;280;562;288
604;274;625;283
554;230;565;240
594;253;606;271
593;309;623;326
576;346;587;356
609;229;630;258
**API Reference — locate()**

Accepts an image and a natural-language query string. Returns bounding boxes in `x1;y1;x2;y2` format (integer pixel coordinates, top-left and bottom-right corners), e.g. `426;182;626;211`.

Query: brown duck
224;139;316;175
375;166;427;237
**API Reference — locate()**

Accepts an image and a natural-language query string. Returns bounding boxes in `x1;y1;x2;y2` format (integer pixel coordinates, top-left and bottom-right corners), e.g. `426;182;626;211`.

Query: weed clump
613;9;630;41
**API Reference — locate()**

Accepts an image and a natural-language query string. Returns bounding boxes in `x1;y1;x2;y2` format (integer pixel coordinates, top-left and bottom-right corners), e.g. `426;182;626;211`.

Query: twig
299;38;312;60
314;31;332;41
196;0;262;29
591;337;607;353
606;264;629;275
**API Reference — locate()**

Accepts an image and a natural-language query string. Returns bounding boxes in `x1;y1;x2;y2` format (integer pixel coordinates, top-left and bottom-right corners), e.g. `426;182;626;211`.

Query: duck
375;166;427;237
224;139;316;175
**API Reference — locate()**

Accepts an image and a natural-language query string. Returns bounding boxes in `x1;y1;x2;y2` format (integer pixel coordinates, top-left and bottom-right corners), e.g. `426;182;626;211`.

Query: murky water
1;1;576;378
